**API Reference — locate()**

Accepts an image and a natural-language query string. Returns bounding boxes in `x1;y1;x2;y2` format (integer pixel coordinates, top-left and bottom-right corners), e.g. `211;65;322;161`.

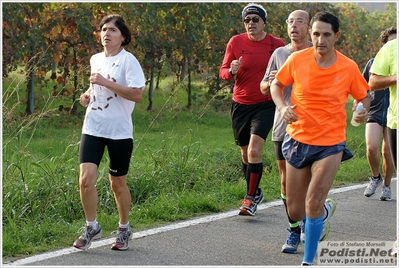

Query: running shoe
111;225;133;251
319;222;331;242
282;229;301;254
380;185;392;201
364;176;382;197
73;224;102;250
323;198;337;224
239;195;257;216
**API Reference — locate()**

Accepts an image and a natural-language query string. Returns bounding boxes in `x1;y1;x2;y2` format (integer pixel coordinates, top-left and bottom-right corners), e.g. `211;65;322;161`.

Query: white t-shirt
82;49;145;140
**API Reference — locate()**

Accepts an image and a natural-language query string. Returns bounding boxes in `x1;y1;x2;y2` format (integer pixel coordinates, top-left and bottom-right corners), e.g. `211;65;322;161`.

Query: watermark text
318;241;397;266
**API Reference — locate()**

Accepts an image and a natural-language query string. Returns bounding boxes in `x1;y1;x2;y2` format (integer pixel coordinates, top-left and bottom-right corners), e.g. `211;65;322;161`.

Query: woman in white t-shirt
73;14;145;251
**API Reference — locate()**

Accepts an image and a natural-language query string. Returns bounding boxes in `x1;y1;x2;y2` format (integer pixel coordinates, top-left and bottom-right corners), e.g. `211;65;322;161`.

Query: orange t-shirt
275;47;369;146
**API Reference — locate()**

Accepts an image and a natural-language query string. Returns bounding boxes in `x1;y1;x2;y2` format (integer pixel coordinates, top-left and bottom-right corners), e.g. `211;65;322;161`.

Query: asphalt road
4;180;397;267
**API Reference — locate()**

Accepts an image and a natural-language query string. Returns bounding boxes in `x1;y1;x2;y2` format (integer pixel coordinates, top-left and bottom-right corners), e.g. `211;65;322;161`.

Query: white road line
4;179;395;266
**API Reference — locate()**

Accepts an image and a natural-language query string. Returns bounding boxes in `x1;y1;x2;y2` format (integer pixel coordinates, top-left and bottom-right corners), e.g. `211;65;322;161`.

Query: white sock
86;219;99;230
119;222;130;229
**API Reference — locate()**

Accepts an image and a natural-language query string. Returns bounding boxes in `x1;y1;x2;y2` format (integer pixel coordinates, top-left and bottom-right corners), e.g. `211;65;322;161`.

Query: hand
260;70;277;95
230;56;243;75
281;104;298;124
353;108;369;124
90;72;107;87
80;91;90;107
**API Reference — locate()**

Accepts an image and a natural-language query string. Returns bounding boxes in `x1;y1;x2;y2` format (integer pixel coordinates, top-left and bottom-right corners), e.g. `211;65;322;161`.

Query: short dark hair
99;14;131;46
310;11;339;33
380;26;397;44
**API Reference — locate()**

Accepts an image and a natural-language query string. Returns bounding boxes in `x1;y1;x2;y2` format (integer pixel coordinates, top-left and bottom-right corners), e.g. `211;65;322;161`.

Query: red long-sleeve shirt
219;33;285;105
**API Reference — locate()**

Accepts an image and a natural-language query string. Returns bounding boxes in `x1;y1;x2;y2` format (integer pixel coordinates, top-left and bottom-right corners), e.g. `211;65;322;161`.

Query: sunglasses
286;19;307;25
243;17;261;23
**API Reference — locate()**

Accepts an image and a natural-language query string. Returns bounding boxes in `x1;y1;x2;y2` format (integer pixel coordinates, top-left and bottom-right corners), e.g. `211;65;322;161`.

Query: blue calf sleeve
303;215;323;264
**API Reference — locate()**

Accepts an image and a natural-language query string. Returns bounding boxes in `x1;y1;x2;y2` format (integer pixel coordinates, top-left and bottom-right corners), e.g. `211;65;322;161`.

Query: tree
123;2;166;111
3;2;396;112
325;2;396;70
3;3;47;114
40;3;100;114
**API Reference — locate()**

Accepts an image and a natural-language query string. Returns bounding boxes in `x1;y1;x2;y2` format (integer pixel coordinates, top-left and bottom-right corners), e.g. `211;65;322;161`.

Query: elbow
131;87;143;103
368;74;389;91
219;69;231;81
368;74;377;90
368;80;377;90
220;75;228;81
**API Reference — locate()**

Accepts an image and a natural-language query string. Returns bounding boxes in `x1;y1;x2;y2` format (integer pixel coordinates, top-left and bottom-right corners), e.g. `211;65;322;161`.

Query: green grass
2;71;377;260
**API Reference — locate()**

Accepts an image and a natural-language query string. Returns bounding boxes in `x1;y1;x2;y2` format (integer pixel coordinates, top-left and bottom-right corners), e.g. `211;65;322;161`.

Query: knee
305;197;324;218
79;175;95;189
247;147;261;159
367;145;379;156
110;178;128;194
110;180;120;193
382;147;392;160
287;207;303;222
287;203;304;222
79;164;97;189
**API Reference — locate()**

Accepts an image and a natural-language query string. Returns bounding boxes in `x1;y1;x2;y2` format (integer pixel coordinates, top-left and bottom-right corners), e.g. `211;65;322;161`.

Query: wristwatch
229;68;235;76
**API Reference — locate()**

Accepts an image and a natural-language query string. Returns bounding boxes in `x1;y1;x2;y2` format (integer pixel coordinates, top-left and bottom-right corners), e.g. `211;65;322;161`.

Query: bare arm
369;73;397;91
270;78;298;124
260;70;277;95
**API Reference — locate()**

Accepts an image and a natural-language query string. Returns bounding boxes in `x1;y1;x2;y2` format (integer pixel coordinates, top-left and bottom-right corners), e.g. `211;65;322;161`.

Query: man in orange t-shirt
270;11;370;266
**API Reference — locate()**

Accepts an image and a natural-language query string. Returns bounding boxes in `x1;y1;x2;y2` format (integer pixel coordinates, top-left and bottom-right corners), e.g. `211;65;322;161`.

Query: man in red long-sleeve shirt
219;3;285;216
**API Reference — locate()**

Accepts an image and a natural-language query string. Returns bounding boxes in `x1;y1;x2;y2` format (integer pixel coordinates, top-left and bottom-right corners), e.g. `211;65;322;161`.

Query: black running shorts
230;100;275;146
79;134;133;176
